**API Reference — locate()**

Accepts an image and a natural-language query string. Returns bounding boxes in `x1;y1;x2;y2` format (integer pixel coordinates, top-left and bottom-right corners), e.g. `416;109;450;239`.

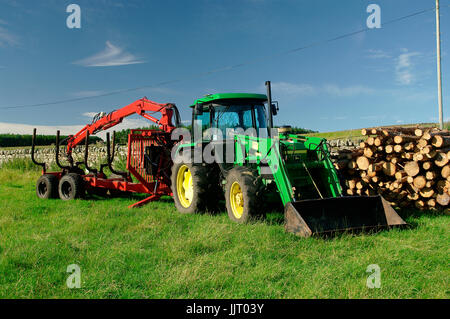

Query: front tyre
225;167;262;223
171;162;211;214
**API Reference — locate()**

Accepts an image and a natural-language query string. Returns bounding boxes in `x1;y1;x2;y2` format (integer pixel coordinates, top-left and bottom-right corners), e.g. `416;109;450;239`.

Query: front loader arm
66;98;178;155
234;134;342;206
303;136;343;197
265;141;296;205
234;134;295;205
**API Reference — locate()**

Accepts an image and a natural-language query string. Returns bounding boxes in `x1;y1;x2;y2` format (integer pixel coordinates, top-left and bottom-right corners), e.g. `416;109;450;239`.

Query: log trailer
31;82;406;237
32;97;180;208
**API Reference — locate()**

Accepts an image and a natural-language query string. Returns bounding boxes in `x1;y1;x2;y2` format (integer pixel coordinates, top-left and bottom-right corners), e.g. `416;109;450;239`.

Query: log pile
334;126;450;211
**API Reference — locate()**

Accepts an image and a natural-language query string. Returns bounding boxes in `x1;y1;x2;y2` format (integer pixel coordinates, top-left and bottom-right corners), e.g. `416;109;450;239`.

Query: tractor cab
190;93;270;141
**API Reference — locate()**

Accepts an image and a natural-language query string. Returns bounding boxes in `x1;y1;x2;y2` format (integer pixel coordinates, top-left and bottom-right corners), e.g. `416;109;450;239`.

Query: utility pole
436;0;444;129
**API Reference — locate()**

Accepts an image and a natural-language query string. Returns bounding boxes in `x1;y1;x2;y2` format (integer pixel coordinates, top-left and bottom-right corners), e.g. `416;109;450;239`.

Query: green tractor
171;81;406;237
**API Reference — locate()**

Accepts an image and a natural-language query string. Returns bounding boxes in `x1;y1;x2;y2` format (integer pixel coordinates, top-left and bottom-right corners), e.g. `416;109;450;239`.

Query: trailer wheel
36;174;59;199
58;173;85;200
171;161;212;214
225;167;262;223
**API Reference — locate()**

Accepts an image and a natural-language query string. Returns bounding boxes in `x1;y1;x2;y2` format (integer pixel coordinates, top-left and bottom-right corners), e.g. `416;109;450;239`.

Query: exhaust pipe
265;81;274;134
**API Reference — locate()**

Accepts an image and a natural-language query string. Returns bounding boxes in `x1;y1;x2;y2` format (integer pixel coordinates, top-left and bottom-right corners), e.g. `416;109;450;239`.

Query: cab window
193;109;211;141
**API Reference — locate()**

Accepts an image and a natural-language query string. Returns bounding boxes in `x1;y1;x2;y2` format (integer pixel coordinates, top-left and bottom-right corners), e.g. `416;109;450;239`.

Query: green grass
305;129;362;140
0;168;448;299
0;158;43;171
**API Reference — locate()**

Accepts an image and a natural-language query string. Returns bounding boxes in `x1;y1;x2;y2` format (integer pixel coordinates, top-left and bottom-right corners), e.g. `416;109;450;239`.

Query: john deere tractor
171;81;406;237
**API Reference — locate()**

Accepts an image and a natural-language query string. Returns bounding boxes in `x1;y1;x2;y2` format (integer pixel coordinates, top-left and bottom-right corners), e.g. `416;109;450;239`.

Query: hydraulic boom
66;97;179;158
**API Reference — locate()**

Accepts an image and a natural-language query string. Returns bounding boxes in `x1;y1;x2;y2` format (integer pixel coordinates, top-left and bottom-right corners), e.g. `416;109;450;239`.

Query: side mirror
194;102;203;116
271;102;279;116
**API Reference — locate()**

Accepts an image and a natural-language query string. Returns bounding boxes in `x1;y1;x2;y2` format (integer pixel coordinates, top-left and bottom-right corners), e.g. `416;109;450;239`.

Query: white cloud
0;25;19;47
82;112;98;118
395;49;420;85
0;122;84;136
366;49;391;59
73;41;145;67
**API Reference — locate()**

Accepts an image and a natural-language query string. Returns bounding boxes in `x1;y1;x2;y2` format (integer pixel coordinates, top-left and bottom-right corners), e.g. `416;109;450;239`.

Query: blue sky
0;0;449;135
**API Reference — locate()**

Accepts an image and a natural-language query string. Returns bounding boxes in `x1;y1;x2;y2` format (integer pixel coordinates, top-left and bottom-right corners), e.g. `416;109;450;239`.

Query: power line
0;6;441;110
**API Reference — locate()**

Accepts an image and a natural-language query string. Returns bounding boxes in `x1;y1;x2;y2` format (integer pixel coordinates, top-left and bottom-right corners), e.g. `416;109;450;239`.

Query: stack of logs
335;126;450;210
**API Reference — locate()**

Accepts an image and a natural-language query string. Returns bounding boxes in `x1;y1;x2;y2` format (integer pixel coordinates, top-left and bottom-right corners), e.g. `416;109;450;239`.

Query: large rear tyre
36;174;59;199
171;162;213;214
58;173;85;200
225;167;263;223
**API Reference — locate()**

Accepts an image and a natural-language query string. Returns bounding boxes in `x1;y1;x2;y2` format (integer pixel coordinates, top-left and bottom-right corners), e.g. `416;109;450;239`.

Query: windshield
213;104;267;132
193;103;268;141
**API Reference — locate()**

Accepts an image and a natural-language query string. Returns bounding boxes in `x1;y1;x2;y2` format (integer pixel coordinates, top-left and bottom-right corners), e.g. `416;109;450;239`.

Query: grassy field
0;167;448;299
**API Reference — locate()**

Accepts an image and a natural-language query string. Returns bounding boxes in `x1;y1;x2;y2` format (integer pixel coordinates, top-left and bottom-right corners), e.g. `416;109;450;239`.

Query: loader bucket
284;195;407;237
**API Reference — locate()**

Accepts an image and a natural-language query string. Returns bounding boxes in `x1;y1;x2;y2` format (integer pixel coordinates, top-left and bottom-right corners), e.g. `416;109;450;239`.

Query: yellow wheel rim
230;181;244;219
176;165;193;208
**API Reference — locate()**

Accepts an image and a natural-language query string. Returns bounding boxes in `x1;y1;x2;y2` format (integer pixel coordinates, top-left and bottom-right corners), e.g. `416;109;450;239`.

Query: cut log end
405;161;420;177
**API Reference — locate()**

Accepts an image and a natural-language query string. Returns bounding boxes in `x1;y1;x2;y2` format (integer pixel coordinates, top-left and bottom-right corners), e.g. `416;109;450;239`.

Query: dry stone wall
0;138;362;166
0;144;127;166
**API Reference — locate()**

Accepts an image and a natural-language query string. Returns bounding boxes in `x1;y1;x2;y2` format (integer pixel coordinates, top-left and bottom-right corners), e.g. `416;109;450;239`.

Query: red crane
65;97;178;156
31;97;180;208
